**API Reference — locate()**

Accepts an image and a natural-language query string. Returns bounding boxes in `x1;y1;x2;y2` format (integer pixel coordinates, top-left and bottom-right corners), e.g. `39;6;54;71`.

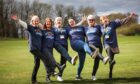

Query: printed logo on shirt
69;28;82;35
45;32;54;39
104;27;111;33
35;29;42;36
55;28;66;33
86;28;97;35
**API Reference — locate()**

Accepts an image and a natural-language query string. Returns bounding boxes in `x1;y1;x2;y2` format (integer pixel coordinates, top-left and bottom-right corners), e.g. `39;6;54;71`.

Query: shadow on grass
38;77;140;84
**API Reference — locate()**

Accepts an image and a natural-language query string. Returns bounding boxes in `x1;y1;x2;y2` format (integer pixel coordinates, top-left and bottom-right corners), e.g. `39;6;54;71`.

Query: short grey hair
54;17;62;23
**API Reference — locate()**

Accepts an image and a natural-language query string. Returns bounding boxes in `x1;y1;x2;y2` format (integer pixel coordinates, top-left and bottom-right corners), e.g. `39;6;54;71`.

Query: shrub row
117;24;140;36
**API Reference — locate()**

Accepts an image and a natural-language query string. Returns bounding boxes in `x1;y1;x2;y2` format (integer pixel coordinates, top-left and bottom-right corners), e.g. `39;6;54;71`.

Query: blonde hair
100;16;108;20
55;17;62;23
87;15;95;20
30;15;39;25
54;17;63;27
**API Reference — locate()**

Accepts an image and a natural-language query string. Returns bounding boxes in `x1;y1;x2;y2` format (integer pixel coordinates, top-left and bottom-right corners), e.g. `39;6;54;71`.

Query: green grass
0;36;140;84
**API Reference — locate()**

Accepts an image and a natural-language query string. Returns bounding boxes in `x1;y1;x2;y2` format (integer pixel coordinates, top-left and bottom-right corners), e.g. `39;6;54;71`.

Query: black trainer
109;72;112;80
75;75;83;80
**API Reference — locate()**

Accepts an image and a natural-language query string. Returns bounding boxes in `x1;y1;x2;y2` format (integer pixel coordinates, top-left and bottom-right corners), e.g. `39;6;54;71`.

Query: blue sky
37;0;140;16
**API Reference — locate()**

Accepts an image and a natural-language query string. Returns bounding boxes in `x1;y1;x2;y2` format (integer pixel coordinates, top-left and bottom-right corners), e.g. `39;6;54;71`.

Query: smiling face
87;18;96;27
87;15;96;27
32;18;40;26
55;17;63;28
45;18;52;28
100;16;110;25
31;16;40;26
68;18;76;27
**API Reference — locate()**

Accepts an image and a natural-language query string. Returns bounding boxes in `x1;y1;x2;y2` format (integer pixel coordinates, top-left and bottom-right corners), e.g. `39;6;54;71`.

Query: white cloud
97;10;126;16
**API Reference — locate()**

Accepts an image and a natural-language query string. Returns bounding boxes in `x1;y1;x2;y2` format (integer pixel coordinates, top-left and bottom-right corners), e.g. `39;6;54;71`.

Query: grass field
0;36;140;84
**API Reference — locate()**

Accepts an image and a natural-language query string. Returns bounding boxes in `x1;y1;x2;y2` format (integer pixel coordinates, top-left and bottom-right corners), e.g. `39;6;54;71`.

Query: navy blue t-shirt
85;25;102;47
67;26;85;44
42;28;54;51
53;27;68;46
27;25;43;51
101;21;121;48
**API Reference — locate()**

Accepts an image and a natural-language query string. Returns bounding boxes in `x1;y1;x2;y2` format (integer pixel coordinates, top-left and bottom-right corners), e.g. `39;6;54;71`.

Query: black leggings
30;49;56;81
42;48;57;76
31;55;40;82
92;46;103;76
31;50;56;67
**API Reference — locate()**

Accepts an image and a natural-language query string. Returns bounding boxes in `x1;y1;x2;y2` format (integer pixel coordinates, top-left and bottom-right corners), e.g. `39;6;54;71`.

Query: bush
133;24;140;35
117;24;140;36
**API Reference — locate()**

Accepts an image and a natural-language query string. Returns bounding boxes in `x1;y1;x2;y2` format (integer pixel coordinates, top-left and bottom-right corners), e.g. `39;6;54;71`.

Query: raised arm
120;13;137;25
11;14;28;29
18;19;28;29
76;16;87;26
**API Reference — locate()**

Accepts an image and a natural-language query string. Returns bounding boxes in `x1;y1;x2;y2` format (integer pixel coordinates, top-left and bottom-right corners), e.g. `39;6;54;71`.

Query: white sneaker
91;76;97;81
57;76;63;81
103;56;109;64
71;55;78;65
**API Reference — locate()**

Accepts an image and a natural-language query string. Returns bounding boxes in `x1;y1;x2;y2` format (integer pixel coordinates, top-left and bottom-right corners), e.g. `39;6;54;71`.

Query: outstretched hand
81;16;87;22
11;14;18;21
129;12;137;18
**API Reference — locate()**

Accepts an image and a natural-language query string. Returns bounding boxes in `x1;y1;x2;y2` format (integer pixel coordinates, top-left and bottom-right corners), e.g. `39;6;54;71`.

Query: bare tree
2;0;18;37
55;4;65;18
78;6;96;16
65;6;76;18
63;5;77;26
37;3;52;23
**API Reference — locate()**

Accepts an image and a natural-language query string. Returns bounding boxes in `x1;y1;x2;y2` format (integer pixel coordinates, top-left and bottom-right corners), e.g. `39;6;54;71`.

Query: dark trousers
30;49;56;81
54;43;69;77
106;46;115;78
91;46;103;76
42;48;57;76
31;55;40;82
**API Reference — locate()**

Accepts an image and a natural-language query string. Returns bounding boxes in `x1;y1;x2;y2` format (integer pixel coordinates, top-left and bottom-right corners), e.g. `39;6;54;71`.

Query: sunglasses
88;19;95;21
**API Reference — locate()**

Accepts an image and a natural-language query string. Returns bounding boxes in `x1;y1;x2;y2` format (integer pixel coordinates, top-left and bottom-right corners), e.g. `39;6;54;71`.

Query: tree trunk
0;0;4;37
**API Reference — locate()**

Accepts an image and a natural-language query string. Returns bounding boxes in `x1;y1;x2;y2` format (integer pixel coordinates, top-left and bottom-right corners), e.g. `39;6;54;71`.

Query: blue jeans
71;40;92;56
54;43;72;63
71;40;92;76
77;51;86;76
